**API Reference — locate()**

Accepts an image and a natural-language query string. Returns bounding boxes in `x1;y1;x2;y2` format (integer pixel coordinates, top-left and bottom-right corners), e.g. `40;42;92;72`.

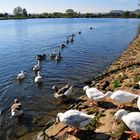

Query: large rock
45;123;67;137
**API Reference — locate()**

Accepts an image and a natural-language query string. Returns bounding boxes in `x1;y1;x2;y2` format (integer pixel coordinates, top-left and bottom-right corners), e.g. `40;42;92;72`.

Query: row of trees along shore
1;6;140;19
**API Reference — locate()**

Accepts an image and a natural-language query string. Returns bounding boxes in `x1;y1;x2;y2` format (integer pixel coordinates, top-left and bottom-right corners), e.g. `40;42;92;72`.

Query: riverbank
31;32;140;140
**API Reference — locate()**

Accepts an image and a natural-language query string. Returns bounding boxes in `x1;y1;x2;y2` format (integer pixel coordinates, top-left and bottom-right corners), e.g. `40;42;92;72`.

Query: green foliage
13;6;28;17
65;9;75;14
0;8;140;19
112;79;121;89
22;8;28;17
85;108;103;131
122;11;130;18
134;75;140;83
131;64;138;70
87;108;99;115
86;109;102;131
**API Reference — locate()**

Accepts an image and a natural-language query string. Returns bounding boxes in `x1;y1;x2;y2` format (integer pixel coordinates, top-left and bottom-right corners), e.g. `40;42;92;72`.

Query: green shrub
134;75;140;83
112;79;121;89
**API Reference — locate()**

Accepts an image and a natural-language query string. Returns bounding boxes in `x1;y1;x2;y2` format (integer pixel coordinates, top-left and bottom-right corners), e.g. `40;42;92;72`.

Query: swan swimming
17;71;25;80
33;60;41;71
34;71;42;83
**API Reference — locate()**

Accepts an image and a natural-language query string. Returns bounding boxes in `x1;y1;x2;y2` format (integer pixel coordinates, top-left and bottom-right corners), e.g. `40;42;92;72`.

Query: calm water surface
0;18;140;139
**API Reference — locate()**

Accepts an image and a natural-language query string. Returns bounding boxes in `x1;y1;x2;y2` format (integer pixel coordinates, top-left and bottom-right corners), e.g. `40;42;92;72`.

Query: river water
0;18;140;139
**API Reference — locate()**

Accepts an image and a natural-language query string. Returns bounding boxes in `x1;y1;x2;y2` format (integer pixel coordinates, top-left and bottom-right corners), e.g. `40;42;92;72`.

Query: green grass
131;64;138;70
134;75;140;83
85;108;103;131
112;79;121;89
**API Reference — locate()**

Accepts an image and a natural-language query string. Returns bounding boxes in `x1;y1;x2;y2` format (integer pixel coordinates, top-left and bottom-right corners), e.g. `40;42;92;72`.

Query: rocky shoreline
33;33;140;140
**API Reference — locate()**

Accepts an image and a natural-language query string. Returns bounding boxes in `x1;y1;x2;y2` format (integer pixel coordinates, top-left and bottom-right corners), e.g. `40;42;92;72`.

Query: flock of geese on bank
55;84;140;139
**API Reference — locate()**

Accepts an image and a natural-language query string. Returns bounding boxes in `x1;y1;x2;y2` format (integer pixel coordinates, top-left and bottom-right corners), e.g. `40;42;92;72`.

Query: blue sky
0;0;139;13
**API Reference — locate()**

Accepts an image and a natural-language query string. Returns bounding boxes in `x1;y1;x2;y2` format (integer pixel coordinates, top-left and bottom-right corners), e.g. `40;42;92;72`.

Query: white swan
83;86;105;105
33;60;41;71
52;84;73;99
56;109;95;131
114;109;140;138
34;71;42;83
104;90;139;108
17;71;25;80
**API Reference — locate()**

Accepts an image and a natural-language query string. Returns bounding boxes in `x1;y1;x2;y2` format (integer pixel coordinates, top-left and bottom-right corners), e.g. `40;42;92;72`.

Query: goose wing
57;84;70;94
64;86;73;96
62;110;93;128
111;90;138;103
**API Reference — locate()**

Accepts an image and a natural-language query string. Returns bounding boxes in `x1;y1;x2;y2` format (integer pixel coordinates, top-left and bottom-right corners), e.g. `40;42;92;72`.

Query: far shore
0;17;140;21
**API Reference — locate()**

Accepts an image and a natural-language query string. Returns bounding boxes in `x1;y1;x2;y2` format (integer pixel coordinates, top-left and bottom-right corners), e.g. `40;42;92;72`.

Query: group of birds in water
13;26;140;138
16;29;85;84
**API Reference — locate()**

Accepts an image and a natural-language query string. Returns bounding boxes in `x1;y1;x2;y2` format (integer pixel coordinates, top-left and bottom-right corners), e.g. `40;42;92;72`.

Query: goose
55;52;61;61
66;38;70;44
11;99;23;117
114;109;140;139
60;43;66;49
33;60;41;71
71;34;75;37
11;109;23;117
83;86;105;105
78;31;81;34
34;71;42;83
56;109;95;133
104;90;139;108
70;37;74;43
36;54;46;61
17;71;25;80
50;49;56;59
52;84;73;99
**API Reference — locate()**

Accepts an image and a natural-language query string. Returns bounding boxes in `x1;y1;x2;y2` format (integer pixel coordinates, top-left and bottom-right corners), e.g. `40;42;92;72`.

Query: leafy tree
122;11;130;18
4;13;8;17
13;7;28;17
13;6;23;17
22;8;28;17
65;9;74;14
65;9;75;17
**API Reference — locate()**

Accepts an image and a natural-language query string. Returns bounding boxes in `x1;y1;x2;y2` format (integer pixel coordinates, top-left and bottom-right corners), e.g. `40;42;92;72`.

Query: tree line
0;7;140;20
